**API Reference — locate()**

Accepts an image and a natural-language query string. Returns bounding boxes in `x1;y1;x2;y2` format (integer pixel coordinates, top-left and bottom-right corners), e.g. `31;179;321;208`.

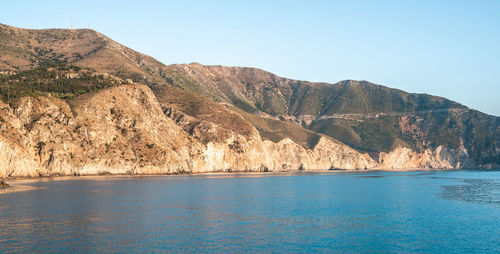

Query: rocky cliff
0;83;480;178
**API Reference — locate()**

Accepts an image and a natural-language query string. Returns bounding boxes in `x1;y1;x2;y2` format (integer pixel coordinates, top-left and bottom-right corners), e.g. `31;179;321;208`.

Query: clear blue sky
3;0;500;116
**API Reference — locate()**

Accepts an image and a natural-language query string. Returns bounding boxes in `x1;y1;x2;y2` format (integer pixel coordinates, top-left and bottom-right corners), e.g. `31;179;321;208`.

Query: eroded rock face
0;84;200;177
376;146;473;170
261;138;376;171
0;84;492;178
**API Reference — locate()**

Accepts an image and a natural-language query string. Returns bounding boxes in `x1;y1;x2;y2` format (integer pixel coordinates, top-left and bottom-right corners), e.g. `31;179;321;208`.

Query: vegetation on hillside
0;64;121;104
236;109;322;149
153;85;256;138
308;117;410;153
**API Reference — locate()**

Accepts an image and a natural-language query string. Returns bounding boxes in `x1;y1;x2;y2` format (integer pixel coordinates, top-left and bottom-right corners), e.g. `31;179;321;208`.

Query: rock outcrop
376;146;472;170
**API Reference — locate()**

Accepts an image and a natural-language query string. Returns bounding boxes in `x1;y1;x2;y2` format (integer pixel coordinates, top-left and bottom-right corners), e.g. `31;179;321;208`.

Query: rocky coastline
0;84;495;179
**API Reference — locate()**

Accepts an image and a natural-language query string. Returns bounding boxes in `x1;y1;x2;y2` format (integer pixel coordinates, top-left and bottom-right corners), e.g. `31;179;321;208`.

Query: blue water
1;171;499;253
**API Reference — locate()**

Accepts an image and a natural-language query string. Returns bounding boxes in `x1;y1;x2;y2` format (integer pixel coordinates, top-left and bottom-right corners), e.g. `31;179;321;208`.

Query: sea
1;170;499;253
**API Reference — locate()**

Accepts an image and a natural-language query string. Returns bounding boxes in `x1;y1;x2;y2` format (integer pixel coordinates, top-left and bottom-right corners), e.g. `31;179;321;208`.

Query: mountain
0;23;498;177
162;64;499;165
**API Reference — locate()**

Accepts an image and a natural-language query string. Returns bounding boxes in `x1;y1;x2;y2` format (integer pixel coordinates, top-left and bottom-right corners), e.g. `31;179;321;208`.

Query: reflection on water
440;178;500;206
356;175;385;178
0;170;499;253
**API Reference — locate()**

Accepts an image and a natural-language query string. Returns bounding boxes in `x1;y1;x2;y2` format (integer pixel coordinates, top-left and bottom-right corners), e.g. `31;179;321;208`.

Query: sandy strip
0;184;44;195
0;168;471;195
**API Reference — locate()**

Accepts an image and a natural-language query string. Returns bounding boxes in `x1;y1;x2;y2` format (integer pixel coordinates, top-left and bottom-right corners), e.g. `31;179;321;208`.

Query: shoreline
4;166;499;180
0;183;44;195
3;167;499;181
1;168;498;195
